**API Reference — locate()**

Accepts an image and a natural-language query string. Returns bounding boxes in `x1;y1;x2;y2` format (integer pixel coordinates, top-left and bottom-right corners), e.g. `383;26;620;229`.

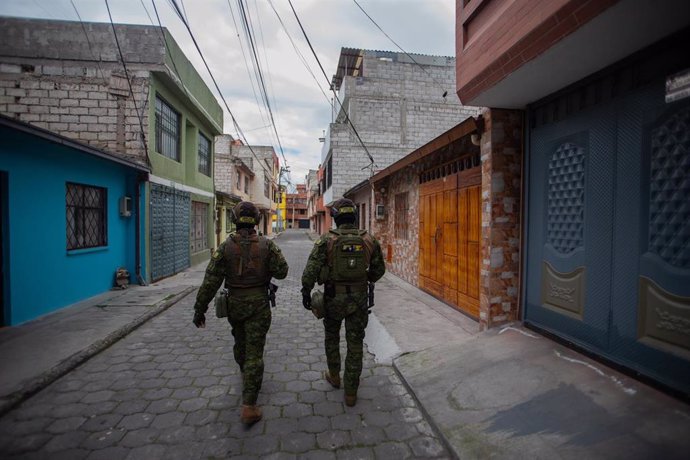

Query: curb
0;286;196;417
392;357;459;460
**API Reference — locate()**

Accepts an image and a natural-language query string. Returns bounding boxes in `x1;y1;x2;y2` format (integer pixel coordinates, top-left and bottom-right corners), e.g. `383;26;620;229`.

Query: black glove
301;288;312;310
192;310;206;328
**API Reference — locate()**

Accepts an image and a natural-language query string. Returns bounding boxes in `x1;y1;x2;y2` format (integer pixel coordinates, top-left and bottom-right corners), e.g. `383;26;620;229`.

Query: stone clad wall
479;109;523;329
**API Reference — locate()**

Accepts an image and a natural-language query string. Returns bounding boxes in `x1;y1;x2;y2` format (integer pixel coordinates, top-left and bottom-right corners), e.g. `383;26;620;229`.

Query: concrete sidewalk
0;264;205;416
368;272;690;459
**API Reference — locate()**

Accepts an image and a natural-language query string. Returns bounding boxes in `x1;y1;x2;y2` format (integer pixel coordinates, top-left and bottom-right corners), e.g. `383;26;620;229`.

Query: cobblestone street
0;231;449;459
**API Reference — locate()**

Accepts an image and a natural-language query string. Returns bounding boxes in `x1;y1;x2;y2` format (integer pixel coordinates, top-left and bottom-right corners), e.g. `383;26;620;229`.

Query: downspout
136;172;148;286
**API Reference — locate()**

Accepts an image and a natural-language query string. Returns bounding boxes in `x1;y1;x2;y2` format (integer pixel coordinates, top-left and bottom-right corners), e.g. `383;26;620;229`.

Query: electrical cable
104;0;151;167
70;0;108;86
164;0;281;186
286;0;376;169
266;0;332;106
236;0;288;166
352;0;449;99
226;0;270;138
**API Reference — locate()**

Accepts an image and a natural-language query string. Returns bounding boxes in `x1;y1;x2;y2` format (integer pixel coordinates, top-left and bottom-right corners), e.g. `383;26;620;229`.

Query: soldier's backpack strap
358;230;375;265
325;229;341;268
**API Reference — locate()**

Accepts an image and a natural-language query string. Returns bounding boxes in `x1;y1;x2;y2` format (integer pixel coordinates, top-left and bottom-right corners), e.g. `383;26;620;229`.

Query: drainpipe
135;172;148;286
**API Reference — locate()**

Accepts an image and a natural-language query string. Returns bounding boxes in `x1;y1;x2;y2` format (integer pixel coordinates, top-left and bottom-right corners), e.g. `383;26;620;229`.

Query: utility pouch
214;289;229;318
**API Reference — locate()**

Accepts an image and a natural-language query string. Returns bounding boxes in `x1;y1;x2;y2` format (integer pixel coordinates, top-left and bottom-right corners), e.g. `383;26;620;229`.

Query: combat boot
344;393;357;407
324;370;341;389
240;405;262;425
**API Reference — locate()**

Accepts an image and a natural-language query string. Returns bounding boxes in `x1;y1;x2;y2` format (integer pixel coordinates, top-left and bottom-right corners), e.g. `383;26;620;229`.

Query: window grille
264;172;270;198
155;95;181;161
198;133;211;176
395;192;409;239
66;182;107;250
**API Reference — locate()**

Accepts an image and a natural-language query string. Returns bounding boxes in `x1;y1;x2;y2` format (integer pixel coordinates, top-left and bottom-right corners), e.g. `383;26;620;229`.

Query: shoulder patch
212;249;223;260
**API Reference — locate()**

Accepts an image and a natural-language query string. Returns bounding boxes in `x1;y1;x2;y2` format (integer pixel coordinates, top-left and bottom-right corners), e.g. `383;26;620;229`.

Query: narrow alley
0;230;448;459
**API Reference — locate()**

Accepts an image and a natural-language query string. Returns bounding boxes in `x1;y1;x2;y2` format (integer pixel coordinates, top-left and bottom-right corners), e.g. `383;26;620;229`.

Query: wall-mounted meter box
119;196;132;217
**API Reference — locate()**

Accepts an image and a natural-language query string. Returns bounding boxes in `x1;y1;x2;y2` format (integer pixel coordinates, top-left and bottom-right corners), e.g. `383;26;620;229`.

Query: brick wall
479;109;523;329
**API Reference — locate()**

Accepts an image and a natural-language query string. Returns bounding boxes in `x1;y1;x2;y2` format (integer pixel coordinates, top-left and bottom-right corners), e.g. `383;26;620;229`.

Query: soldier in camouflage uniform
301;198;385;406
193;201;288;424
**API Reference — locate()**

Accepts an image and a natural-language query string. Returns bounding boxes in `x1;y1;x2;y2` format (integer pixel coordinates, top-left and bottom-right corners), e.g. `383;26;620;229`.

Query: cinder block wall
0;19;176;165
214;134;236;196
329;52;481;199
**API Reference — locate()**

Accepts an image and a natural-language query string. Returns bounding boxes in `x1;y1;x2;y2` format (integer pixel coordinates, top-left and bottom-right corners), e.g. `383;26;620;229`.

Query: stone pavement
0;230;449;459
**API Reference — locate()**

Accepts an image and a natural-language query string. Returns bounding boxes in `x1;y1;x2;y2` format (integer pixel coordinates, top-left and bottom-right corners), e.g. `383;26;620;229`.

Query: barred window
155;95;181;161
264;172;270;198
236;171;242;190
198;133;211;176
191;201;209;252
394;192;408;239
66;182;107;250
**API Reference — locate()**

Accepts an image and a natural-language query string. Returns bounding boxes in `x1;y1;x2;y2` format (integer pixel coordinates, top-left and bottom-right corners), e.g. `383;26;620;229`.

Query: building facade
0;17;223;282
286;184;309;229
321;48;480;209
455;0;690;396
0;116;148;325
231;144;279;236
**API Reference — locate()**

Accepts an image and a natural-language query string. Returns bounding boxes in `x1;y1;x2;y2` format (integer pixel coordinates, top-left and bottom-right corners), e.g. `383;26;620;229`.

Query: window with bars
236;170;242;190
244;176;249;194
198;133;211;176
394;192;409;240
191;201;209;252
66;182;107;250
155;95;181;161
264;172;270;198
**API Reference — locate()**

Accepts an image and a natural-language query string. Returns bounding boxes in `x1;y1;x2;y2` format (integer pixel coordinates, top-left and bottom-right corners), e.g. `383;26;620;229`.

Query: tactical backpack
326;228;375;284
223;231;270;288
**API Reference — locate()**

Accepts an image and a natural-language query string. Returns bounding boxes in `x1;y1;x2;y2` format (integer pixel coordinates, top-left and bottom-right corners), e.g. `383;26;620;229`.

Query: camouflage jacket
301;224;386;292
193;231;288;314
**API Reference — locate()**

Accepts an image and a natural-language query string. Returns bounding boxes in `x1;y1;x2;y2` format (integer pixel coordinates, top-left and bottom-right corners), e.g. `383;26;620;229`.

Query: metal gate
150;183;190;281
525;79;690;395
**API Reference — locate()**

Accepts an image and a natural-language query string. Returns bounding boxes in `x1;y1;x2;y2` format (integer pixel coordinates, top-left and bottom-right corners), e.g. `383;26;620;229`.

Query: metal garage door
150;183;190;281
525;78;690;395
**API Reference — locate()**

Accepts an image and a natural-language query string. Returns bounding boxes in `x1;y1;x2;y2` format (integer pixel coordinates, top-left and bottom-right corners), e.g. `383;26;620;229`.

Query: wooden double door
419;168;481;317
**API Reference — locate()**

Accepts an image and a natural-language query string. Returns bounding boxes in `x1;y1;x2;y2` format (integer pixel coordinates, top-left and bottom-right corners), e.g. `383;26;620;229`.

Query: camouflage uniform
193;229;288;405
302;223;386;396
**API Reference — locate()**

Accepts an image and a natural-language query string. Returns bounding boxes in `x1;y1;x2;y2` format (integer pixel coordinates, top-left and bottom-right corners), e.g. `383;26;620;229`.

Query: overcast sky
0;0;456;187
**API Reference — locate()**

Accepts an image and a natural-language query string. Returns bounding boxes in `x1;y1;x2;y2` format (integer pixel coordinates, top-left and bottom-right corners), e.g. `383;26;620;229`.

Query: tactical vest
223;231;270;289
326;228;375;285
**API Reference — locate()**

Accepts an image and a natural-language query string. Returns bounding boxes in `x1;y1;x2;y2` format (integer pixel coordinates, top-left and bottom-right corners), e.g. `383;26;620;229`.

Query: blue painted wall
0;125;143;325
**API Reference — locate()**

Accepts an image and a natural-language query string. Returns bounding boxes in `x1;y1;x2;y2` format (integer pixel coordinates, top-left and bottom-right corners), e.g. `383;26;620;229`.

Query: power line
70;0;108;86
236;0;288;166
266;0;332;106
352;0;448;99
226;0;270;138
104;0;151;167
162;0;281;185
286;0;376;169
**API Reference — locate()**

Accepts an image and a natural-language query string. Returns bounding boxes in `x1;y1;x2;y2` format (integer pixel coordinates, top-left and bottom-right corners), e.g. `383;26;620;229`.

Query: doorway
1;171;8;326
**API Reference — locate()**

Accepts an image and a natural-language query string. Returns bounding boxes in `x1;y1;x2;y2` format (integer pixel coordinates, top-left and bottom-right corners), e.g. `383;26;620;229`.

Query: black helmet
231;201;260;226
330;198;356;219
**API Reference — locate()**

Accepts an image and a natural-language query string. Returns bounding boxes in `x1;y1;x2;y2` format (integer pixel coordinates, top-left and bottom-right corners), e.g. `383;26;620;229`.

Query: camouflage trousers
227;295;272;405
323;291;369;396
